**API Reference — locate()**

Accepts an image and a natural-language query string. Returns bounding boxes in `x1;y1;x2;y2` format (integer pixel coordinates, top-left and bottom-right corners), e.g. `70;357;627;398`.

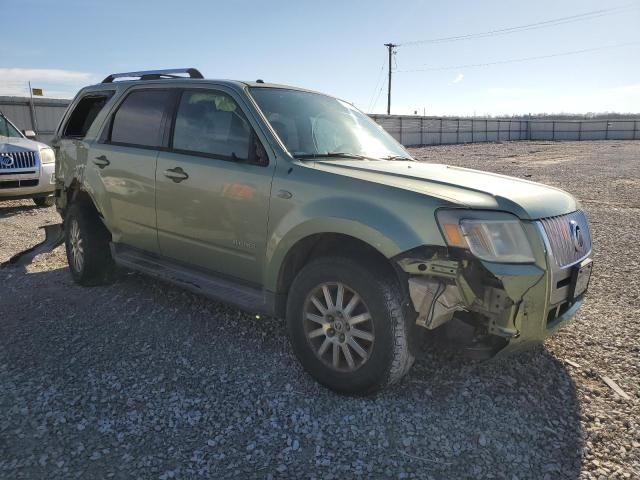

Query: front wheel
286;257;414;394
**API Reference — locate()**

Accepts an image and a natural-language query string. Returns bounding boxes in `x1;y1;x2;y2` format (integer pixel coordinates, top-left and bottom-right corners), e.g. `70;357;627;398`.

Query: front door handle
164;167;189;183
93;155;110;168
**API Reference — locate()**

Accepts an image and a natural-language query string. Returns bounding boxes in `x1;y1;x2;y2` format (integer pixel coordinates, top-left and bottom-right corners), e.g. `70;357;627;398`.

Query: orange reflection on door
222;183;256;201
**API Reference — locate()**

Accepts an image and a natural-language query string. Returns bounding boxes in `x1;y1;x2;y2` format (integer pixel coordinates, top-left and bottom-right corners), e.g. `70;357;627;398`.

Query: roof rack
101;68;204;83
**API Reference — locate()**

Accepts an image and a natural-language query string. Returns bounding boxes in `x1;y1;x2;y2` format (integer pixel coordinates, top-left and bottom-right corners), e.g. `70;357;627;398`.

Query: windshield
249;87;411;160
0;115;23;138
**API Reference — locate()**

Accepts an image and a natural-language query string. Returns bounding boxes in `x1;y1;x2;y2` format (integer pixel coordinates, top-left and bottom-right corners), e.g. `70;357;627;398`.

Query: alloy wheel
69;219;84;273
303;282;375;372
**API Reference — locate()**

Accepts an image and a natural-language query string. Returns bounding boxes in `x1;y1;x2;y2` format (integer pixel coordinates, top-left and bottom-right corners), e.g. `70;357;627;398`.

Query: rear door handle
93;155;110;168
164;167;189;183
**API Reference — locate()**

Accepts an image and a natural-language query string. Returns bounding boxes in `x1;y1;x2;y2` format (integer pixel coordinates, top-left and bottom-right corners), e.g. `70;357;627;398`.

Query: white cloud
0;68;99;98
452;73;464;84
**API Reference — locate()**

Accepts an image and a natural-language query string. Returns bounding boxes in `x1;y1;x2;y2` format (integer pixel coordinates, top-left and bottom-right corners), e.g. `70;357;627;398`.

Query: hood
0;136;49;152
307;160;577;220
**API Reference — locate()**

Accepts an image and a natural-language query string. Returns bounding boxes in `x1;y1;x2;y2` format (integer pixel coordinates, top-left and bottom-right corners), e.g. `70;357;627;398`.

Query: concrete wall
527;119;639;141
371;116;530;145
1;96;638;147
0;96;71;144
370;115;639;146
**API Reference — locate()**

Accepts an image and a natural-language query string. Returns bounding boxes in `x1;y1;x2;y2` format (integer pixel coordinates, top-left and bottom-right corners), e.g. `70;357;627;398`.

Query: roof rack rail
101;68;204;83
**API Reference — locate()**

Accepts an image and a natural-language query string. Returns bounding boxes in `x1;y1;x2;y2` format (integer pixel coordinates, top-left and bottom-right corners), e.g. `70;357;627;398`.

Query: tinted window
172;90;251;160
111;90;173;147
0;116;22;138
64;93;113;138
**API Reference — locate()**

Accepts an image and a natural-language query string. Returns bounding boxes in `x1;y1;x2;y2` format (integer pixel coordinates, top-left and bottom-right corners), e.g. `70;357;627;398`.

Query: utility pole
27;81;39;134
384;43;396;115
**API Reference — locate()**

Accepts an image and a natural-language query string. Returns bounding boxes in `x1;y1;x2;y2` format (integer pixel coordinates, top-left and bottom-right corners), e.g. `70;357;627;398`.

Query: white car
0;112;56;206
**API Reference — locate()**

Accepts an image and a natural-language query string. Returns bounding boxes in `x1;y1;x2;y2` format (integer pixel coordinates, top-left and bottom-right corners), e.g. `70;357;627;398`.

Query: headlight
40;148;55;164
436;209;535;263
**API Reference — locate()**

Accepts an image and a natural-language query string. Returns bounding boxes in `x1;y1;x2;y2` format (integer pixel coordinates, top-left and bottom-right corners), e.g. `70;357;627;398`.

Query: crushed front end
397;209;593;358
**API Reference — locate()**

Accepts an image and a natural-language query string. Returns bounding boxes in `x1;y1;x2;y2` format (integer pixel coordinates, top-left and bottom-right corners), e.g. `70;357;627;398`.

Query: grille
540;210;592;268
0;151;37;170
0;179;39;189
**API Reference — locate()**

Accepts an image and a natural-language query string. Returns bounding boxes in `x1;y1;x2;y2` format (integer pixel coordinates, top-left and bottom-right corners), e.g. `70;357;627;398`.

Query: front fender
263;195;443;291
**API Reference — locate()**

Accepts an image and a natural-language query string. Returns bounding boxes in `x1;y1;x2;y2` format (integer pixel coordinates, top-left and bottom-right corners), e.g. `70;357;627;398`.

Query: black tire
64;202;114;286
286;257;414;394
33;196;54;207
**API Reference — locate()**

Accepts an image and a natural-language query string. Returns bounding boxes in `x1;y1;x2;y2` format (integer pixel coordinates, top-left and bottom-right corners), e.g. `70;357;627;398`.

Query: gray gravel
1;140;638;479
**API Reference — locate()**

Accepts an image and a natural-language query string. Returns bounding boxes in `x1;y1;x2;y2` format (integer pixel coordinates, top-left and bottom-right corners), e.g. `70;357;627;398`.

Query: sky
0;0;638;116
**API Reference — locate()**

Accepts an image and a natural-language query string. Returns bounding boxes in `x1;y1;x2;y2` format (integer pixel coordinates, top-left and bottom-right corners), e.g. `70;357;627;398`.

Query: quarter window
172;90;251;160
110;90;173;148
63;93;113;138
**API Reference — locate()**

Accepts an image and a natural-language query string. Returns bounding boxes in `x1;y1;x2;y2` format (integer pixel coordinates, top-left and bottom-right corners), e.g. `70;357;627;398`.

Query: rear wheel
33;196;54;207
286;257;414;394
64;203;114;285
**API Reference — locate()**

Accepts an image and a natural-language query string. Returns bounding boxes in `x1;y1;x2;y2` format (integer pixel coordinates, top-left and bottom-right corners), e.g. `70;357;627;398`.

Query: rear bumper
0;163;55;200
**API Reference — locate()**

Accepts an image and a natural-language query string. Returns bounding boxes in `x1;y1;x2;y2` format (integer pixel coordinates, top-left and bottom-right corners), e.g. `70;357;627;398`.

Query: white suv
0;112;56;206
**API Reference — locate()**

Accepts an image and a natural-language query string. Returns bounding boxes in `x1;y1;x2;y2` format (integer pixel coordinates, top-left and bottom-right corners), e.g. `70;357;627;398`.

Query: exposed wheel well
63;182;99;217
62;182;110;240
274;233;405;317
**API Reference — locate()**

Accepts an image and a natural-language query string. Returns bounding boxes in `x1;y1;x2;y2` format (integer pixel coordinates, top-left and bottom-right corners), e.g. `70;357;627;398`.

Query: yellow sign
31;88;43;96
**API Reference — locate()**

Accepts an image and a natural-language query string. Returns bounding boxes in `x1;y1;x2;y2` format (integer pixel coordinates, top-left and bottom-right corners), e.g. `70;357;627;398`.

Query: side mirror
23;130;36;139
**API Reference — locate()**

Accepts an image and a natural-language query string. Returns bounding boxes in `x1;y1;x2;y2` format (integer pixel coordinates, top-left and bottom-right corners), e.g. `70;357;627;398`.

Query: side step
111;244;273;315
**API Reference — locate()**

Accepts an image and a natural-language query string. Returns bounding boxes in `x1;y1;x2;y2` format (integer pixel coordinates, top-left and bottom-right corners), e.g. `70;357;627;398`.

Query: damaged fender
398;252;545;341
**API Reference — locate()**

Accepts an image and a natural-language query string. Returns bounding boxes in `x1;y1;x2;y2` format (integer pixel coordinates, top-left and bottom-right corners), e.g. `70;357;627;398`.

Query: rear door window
63;92;113;138
109;89;174;148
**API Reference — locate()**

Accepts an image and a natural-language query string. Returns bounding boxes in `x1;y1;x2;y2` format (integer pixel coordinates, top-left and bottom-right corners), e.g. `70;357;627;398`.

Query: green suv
53;68;593;394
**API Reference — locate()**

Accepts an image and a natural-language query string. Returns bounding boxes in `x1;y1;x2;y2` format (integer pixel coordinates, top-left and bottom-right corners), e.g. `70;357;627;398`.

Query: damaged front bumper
397;222;592;357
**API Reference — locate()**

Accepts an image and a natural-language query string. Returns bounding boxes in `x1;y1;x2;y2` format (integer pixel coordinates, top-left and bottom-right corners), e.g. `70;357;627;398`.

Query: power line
367;60;386;112
370;74;387;113
397;4;635;47
395;41;640;73
382;3;635;113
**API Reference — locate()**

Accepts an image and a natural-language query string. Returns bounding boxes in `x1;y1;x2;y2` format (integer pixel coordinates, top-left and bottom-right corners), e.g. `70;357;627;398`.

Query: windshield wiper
381;155;415;161
294;152;373;161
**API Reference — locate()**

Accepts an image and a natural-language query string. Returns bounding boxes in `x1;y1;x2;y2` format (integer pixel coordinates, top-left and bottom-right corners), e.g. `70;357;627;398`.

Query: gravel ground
0;140;638;479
